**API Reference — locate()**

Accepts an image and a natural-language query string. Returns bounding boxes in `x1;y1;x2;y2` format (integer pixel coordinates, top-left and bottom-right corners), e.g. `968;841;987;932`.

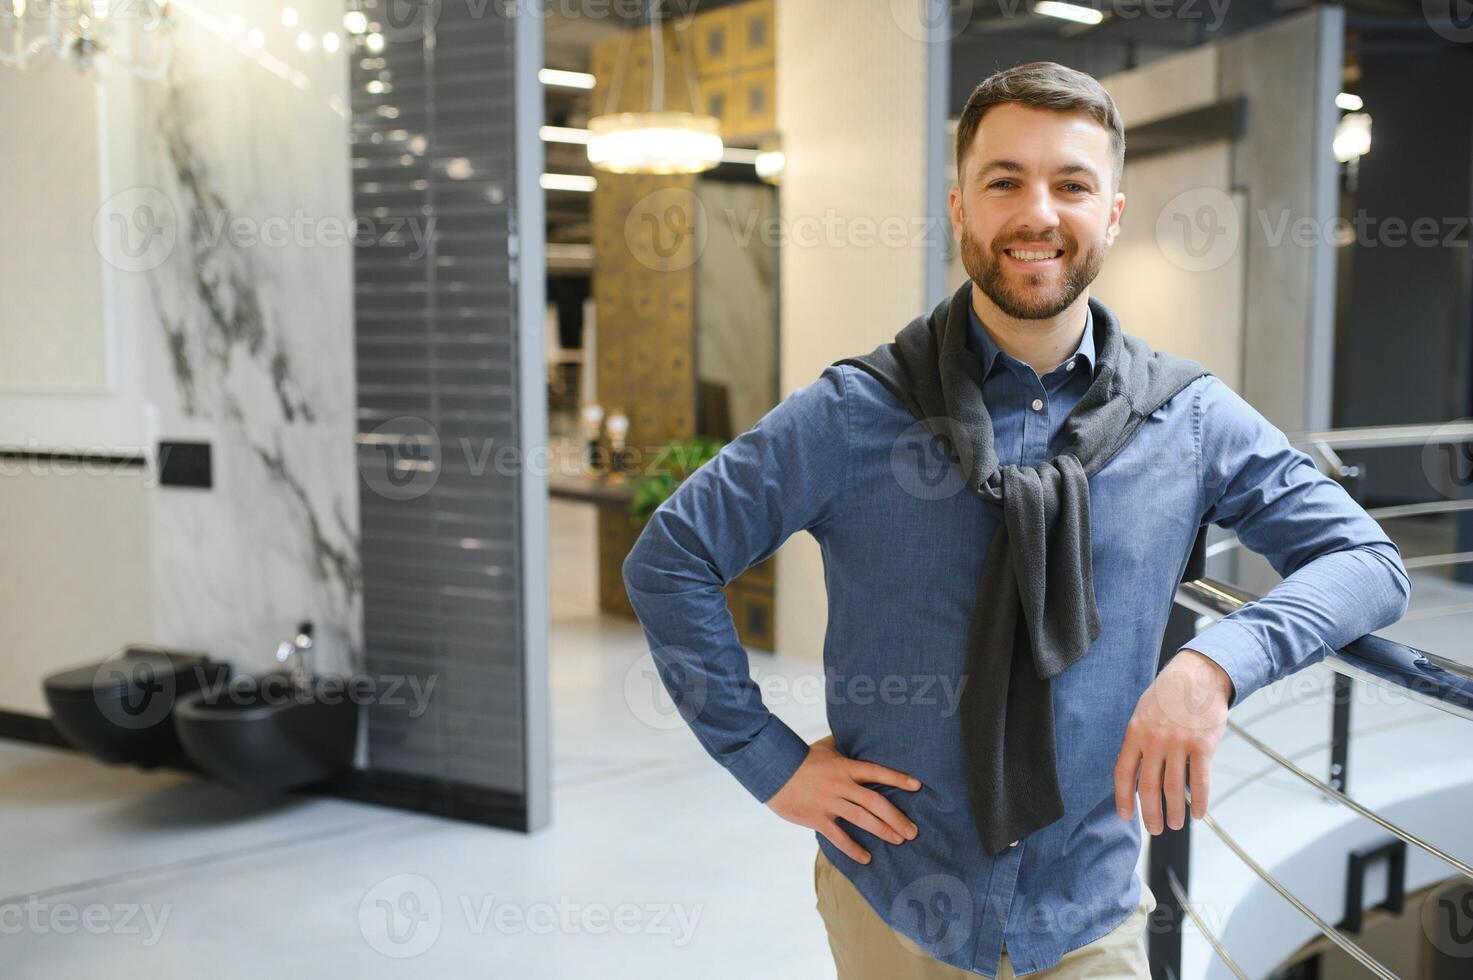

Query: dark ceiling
542;0;1472;264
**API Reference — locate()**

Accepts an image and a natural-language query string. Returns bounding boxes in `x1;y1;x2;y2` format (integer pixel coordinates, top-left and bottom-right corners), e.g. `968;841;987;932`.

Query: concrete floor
0;499;835;979
2;503;1470;978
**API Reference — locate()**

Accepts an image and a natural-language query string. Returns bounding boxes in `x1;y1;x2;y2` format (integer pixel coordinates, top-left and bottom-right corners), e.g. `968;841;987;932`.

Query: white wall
0;465;152;714
0;61;110;392
1098;10;1343;431
0;0;360;714
773;0;949;664
1094;140;1245;387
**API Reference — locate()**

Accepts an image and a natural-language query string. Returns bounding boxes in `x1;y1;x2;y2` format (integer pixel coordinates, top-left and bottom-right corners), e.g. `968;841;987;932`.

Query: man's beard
959;220;1106;320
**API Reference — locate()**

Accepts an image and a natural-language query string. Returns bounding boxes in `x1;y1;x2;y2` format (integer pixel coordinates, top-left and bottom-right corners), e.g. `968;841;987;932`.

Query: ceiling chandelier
1;0;173;77
585;0;723;176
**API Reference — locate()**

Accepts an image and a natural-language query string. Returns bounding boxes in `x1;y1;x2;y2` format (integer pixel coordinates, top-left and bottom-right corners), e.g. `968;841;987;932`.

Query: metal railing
1148;419;1473;979
1207;422;1473;576
1176;579;1473;723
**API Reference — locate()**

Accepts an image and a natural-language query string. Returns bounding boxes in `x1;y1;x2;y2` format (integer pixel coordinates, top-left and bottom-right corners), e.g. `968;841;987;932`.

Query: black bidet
172;673;359;791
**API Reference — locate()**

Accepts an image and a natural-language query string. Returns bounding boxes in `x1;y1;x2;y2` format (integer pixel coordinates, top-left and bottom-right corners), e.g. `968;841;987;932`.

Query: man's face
949;103;1125;320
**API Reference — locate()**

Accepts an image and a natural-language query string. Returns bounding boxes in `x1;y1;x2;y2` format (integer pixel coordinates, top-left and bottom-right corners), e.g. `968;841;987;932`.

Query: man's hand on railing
766;734;923;865
1113;649;1234;835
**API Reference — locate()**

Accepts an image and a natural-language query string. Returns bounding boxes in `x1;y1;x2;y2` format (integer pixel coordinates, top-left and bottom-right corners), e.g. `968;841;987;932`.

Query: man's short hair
955;61;1125;194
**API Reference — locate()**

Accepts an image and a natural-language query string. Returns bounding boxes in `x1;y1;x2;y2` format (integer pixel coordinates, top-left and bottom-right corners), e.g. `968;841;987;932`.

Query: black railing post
1330;673;1352;793
1457;457;1473;586
1148;527;1209;980
1329;459;1366;794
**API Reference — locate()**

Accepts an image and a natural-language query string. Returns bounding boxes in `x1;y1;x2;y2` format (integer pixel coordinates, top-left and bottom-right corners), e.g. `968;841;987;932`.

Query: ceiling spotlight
1033;1;1104;25
540;173;598;192
539;68;595;90
1333;112;1372;163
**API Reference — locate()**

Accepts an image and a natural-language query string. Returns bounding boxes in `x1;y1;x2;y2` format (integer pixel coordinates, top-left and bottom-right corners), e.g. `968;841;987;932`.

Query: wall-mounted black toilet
43;647;231;769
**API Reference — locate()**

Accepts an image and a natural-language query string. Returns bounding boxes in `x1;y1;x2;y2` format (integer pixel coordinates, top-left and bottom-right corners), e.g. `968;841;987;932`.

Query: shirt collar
967;295;1097;381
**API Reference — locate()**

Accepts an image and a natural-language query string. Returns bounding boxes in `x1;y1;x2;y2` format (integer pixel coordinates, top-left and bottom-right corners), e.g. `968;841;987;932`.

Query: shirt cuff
1178;617;1274;709
725;712;812;804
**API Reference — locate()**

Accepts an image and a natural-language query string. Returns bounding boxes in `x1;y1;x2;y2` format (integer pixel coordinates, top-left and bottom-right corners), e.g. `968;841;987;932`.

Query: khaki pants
814;847;1155;979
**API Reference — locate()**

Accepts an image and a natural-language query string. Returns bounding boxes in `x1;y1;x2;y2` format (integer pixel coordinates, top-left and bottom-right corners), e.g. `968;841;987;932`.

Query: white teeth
1008;249;1062;261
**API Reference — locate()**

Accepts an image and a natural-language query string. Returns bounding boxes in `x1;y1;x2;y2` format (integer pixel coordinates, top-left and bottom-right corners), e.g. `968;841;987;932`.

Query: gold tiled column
588;13;777;651
590;168;697;621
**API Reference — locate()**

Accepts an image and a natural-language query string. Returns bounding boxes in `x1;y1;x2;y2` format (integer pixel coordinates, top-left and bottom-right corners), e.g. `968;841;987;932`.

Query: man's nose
1013;182;1061;233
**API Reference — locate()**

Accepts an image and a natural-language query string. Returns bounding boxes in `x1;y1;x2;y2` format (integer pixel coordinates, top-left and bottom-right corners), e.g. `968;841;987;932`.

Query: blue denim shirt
622;295;1411;977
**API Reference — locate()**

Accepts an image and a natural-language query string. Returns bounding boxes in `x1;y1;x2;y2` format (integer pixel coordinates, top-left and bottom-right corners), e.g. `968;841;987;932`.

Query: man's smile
1002;245;1065;268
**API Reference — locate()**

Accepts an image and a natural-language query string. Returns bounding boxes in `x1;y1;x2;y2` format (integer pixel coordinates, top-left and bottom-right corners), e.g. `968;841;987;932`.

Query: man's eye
1062;183;1089;193
989;180;1015;190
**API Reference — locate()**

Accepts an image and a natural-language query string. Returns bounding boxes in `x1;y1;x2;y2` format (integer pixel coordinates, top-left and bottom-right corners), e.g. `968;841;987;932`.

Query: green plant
627;435;725;524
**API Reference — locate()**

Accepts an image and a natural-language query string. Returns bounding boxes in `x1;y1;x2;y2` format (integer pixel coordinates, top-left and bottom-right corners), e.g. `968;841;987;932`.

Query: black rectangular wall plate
156;440;212;489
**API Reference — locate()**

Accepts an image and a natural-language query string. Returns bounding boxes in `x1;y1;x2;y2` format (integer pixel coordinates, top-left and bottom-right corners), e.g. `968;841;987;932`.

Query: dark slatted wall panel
350;0;525;796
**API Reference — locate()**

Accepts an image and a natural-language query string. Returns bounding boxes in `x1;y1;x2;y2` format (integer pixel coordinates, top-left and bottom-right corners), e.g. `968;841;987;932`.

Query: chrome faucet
275;621;314;691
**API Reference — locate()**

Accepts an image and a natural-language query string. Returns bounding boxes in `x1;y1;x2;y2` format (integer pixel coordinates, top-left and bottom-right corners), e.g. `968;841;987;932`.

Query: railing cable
1189;792;1398;980
1164;867;1249;980
1224;718;1473;880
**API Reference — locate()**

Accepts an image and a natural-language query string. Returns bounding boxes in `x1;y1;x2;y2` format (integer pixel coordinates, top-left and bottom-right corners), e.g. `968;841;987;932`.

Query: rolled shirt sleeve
1181;377;1413;707
621;364;850;802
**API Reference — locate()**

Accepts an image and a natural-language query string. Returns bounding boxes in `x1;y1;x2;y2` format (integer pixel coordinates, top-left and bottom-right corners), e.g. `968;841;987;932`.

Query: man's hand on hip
767;735;922;865
1113;649;1233;835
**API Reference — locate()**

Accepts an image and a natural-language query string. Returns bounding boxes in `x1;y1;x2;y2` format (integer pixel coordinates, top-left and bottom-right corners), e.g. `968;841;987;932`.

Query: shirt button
1066;360;1076;371
1030;398;1043;412
1010;840;1020;847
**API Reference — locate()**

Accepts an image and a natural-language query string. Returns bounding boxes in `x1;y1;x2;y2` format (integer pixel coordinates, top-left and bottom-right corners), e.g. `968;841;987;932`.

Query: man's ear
948;184;963;242
1106;191;1126;245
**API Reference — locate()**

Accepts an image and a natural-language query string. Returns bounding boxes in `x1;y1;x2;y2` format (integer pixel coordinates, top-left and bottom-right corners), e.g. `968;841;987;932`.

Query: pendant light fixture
586;0;723;175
